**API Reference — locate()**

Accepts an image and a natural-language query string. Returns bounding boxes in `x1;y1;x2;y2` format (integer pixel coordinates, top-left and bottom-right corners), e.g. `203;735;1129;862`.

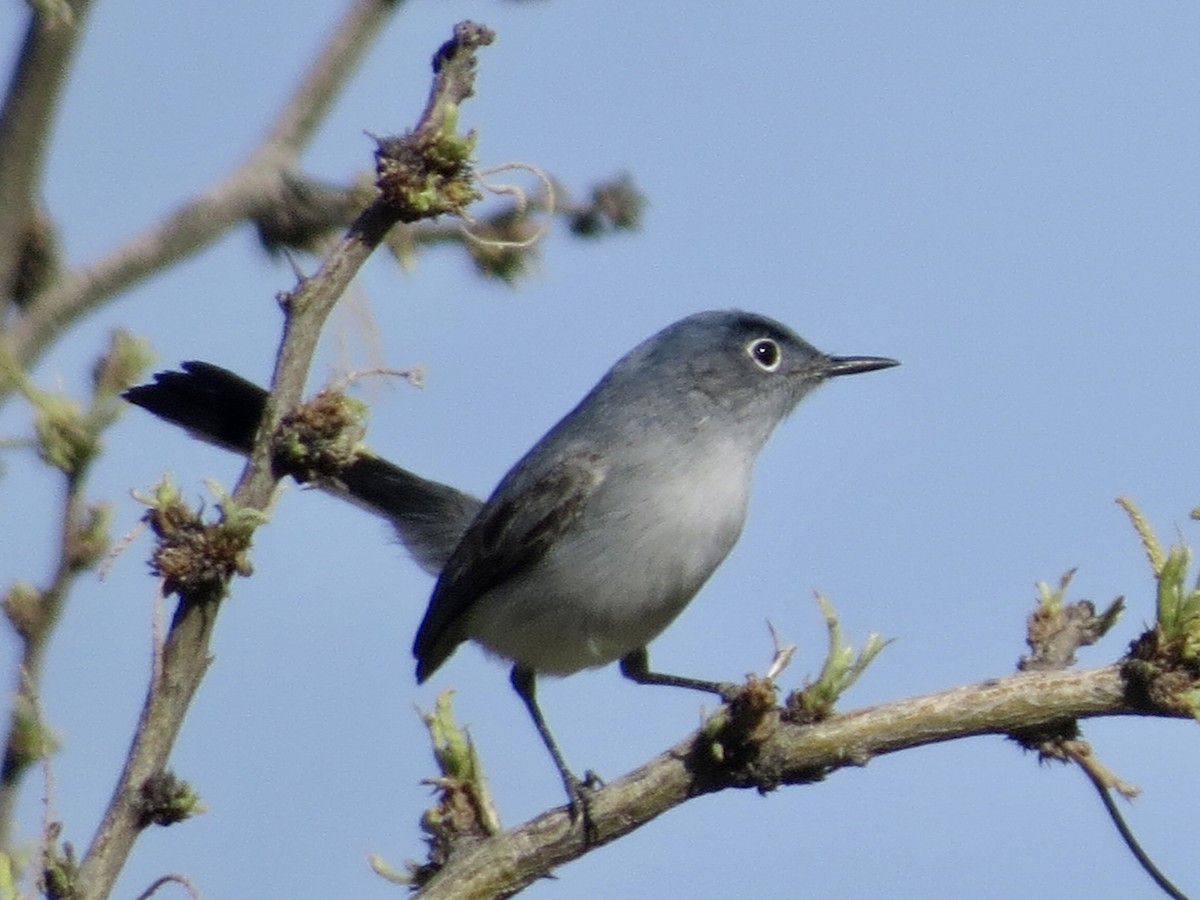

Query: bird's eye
747;338;781;372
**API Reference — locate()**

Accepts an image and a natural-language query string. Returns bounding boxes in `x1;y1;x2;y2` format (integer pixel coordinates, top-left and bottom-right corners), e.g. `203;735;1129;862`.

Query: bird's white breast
465;434;752;674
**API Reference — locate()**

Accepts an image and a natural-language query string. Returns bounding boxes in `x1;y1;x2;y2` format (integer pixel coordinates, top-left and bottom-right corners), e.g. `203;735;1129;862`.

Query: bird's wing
413;448;608;680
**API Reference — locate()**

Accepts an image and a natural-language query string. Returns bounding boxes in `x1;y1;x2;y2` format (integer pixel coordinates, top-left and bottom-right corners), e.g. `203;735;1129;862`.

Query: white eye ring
747;337;782;372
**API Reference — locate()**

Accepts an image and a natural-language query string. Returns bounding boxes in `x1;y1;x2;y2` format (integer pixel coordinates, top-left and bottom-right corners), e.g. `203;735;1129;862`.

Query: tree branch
414;664;1171;898
0;0;92;309
70;21;495;899
0;329;147;849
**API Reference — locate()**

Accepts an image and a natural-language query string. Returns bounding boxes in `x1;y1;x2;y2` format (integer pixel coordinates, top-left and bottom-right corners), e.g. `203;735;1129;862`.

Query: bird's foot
714;681;743;703
563;771;601;843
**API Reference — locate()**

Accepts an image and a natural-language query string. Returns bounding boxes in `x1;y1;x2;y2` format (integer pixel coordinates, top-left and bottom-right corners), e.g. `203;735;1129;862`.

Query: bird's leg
509;664;597;837
619;647;740;702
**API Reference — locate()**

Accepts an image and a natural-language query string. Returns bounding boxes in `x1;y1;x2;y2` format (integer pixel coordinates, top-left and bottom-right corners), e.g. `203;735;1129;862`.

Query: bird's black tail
123;362;482;574
123;361;269;455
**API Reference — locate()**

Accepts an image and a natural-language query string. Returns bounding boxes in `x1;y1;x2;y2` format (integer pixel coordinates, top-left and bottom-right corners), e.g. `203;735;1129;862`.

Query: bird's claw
715;681;743;704
564;773;600;842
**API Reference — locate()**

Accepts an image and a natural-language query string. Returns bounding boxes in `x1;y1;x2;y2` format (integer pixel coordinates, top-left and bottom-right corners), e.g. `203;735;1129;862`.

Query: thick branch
415;665;1162;898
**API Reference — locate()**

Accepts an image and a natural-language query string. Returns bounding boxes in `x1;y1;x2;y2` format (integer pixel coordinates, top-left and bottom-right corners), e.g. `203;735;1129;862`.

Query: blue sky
2;2;1199;897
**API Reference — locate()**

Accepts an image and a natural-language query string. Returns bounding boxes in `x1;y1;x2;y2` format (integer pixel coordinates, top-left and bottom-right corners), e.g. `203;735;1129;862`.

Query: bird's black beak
822;355;900;378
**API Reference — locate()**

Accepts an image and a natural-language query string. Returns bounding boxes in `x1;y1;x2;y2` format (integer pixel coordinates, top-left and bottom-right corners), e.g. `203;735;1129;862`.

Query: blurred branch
0;330;149;850
0;0;91;311
253;171;645;284
0;0;403;402
391;173;644;283
70;21;496;900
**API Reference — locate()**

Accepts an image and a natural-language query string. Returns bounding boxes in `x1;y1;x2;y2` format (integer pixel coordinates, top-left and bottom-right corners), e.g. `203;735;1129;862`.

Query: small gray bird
125;310;897;820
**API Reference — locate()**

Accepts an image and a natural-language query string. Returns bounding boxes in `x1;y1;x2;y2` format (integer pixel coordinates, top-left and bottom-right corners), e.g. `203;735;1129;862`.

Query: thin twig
132;873;205;900
0;465;91;847
1082;767;1189;900
32;670;57;898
